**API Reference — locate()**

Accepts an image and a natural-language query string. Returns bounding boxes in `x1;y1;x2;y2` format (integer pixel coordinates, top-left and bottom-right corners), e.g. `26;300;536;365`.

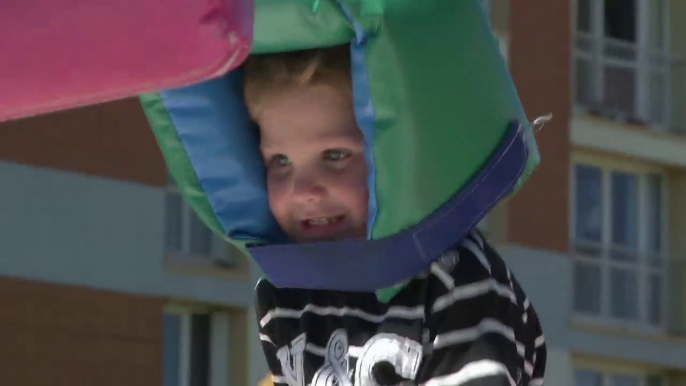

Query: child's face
257;85;368;243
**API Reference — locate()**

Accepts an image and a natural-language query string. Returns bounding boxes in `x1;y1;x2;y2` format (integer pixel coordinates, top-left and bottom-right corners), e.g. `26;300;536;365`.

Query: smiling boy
245;45;547;386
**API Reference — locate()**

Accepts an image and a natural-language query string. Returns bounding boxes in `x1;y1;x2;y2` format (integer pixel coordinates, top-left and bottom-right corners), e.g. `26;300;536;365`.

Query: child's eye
324;149;351;161
271;154;291;167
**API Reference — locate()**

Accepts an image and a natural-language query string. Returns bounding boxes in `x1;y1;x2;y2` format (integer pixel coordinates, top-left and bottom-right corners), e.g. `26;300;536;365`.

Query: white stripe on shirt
431;263;455;290
432;318;519;350
260;304;425;328
471;230;485;250
464;239;492;274
431;278;517;313
432;318;533;376
259;333;274;345
303;342;364;358
506;269;514;291
420;359;516;386
348;346;364;358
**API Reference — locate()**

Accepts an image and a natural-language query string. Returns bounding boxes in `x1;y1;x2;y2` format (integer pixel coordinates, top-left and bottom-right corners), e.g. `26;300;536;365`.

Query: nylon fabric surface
139;92;228;244
353;0;536;239
252;0;354;54
158;72;285;246
139;0;541;294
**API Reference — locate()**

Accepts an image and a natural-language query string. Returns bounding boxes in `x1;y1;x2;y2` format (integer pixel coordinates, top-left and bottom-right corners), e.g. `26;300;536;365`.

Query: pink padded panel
0;0;253;122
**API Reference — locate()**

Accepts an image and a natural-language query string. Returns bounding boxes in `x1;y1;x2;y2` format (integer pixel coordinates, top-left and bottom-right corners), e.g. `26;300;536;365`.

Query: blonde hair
242;45;352;120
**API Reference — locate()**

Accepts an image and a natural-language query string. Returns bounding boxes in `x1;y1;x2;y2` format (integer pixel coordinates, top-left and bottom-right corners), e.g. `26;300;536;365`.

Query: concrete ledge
500;243;686;369
0;161;254;308
571;114;686;167
499;244;573;348
570;326;686;370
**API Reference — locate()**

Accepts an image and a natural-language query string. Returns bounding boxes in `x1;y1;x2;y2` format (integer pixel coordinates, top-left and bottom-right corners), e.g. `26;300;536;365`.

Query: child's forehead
256;86;361;146
259;126;363;150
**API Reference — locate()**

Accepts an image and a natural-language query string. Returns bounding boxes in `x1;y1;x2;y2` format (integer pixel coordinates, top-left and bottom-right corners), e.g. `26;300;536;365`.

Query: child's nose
292;173;326;202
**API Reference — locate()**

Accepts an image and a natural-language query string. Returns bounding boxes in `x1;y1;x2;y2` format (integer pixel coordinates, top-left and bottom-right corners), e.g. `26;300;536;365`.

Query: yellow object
258;374;274;386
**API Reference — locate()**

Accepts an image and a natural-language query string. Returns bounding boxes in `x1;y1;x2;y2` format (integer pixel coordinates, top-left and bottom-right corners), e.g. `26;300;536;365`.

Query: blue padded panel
341;4;378;239
160;70;286;242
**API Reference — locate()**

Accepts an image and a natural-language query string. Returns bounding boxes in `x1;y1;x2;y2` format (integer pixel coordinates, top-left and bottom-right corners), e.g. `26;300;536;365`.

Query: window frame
163;171;237;269
572;0;672;128
570;156;670;333
163;305;232;386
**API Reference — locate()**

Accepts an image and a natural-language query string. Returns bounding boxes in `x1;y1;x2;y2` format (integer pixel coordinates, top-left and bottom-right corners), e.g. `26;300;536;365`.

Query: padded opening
159;40;377;246
248;120;529;291
147;0;539;261
141;0;541;294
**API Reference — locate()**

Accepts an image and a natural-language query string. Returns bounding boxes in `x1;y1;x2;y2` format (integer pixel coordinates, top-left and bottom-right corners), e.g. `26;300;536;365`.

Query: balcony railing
574;32;686;134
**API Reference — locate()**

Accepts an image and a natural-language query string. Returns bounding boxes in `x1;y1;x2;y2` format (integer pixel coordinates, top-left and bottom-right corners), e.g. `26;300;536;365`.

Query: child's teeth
308;217;338;226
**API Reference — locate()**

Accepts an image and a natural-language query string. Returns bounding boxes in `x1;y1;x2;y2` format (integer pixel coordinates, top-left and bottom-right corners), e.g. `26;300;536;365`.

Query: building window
574;0;674;129
164;171;235;266
574;368;666;386
572;163;667;329
164;308;232;386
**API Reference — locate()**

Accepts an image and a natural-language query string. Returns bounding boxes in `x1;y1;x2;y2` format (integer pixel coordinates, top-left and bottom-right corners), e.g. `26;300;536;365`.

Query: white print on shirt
311;330;352;386
276;331;423;386
277;334;307;386
354;333;423;386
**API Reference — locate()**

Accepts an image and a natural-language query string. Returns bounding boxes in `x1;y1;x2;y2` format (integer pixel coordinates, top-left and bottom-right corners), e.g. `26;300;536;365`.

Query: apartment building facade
0;96;268;385
483;0;686;385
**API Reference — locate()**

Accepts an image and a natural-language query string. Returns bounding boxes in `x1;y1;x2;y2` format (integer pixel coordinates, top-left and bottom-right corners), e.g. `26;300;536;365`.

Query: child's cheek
267;175;289;213
332;161;368;201
350;155;369;186
267;168;290;187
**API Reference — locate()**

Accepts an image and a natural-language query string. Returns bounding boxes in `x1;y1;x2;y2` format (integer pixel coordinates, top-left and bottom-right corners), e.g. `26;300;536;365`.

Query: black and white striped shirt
255;231;546;386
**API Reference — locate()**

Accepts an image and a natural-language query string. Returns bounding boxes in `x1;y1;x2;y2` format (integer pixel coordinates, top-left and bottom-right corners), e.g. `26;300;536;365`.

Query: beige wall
544;348;574;386
670;0;686;133
229;308;250;386
670;1;686;55
669;372;686;386
668;170;686;335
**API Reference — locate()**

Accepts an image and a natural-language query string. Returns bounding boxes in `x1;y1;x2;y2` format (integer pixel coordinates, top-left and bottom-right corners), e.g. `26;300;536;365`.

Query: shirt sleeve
255;278;290;386
416;232;547;386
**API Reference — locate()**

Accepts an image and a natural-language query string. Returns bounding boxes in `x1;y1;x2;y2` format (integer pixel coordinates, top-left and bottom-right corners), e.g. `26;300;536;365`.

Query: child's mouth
304;216;343;227
301;215;346;237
